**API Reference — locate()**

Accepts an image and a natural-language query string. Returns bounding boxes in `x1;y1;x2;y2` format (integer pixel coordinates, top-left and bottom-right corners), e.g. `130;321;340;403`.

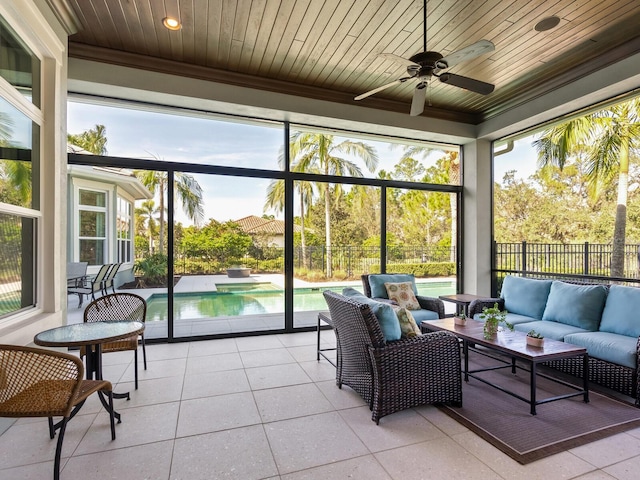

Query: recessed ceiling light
163;17;181;31
534;16;561;32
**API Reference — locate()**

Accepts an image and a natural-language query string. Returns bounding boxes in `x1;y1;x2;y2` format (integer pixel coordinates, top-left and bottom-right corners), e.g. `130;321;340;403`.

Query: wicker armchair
323;291;462;423
361;274;445;318
0;344;115;480
83;293;147;389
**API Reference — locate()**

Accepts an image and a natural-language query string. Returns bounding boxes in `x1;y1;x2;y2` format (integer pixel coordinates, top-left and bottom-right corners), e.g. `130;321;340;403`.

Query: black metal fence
495;241;640;279
173;244;455;277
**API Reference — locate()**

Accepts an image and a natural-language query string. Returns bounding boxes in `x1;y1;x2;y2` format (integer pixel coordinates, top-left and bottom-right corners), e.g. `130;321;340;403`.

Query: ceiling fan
354;0;496;116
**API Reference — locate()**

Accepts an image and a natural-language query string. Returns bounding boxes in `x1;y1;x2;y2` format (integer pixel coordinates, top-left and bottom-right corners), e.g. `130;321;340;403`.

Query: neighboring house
233;215;302;248
67;157;152;288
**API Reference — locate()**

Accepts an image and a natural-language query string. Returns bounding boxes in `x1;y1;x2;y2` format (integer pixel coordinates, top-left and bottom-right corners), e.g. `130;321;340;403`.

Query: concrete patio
2;329;640;479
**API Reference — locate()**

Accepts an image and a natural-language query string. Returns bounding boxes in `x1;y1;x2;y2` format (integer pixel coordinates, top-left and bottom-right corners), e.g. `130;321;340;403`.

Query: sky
67;100;540;224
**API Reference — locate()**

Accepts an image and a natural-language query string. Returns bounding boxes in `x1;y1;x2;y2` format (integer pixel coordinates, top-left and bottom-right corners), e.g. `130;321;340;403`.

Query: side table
439;293;488;316
317;312;337;367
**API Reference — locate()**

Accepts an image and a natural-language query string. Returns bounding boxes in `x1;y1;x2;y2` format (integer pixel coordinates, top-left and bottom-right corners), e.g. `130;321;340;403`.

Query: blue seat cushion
542;281;607;330
513;320;590;341
409;308;439;324
599;285;640;337
504;312;540;326
564;332;637;369
368;274;417;298
500;275;552;319
342;287;401;341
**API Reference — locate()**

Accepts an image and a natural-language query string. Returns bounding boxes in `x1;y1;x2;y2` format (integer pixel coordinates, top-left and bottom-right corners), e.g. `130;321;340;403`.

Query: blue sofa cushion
542;281;607;330
564;332;637;369
599;285;640;337
500;275;552;319
503;312;540;326
368;274;417;299
342;287;401;341
513;320;590;341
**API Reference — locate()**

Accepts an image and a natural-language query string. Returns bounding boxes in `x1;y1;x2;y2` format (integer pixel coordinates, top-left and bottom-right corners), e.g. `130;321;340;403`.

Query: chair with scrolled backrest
0;344;115;480
82;292;147;389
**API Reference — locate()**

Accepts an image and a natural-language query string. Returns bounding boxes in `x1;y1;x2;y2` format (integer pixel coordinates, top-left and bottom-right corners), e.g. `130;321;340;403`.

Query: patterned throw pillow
393;306;422;338
385;282;421;310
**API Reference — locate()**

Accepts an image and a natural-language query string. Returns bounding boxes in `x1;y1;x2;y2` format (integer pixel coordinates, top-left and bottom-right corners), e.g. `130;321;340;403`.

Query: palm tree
136;166;205;254
292;133;378;277
533;98;640;278
400;146;460;262
135;200;159;255
264;151;318;268
67;124;108;155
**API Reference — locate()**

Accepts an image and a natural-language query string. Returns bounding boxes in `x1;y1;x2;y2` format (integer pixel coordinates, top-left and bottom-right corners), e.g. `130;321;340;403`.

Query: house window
117;195;133;263
0;15;40;319
78;189;107;265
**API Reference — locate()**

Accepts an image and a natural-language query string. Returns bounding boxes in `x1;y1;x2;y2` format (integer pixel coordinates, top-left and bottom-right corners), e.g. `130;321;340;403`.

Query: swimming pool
145;280;456;322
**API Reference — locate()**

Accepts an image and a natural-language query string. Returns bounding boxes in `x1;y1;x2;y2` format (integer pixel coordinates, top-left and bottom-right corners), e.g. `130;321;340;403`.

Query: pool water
146;281;456;322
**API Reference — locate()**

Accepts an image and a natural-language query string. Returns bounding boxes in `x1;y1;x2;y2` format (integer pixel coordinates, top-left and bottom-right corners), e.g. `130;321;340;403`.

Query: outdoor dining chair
0;344;115;480
82;292;148;389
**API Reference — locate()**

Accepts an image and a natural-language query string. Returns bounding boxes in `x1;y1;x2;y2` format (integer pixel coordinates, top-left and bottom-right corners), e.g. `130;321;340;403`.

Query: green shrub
368;262;455;277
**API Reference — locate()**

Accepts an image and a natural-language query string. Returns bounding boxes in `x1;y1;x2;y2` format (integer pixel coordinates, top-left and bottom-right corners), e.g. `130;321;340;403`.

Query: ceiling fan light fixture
534;16;560;32
163;17;182;31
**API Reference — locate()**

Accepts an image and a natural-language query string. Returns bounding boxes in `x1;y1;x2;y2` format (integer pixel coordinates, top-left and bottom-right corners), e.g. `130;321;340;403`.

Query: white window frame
73;180;112;267
116;192;134;264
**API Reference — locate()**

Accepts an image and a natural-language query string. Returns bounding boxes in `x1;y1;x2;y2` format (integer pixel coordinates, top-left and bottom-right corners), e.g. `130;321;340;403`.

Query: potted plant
526;330;545;348
479;303;513;339
454;313;467;326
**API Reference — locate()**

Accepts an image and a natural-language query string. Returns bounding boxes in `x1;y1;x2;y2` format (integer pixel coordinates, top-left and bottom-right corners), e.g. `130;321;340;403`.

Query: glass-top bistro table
34;321;145;421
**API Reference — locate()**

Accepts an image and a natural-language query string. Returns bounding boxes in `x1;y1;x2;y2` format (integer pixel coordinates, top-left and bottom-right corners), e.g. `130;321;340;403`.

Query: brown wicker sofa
468;275;640;404
323;290;462;423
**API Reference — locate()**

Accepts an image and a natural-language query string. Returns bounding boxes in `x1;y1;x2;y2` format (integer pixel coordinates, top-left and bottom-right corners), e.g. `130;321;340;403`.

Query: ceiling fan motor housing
407;51;444;77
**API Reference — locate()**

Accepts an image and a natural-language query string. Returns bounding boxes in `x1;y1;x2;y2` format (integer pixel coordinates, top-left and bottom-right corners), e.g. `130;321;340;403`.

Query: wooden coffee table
421;318;589;415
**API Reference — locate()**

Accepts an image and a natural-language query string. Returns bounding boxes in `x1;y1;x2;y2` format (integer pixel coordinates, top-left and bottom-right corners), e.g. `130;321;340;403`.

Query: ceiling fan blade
439;73;494;95
410;83;427;116
354;77;412;101
436;40;495;69
378;53;420;68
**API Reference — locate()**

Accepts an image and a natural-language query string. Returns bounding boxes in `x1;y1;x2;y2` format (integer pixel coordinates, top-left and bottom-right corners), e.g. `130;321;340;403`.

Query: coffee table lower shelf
422;319;589;415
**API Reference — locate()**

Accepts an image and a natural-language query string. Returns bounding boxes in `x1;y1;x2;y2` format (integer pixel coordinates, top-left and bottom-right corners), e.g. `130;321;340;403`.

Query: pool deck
66;274;456;339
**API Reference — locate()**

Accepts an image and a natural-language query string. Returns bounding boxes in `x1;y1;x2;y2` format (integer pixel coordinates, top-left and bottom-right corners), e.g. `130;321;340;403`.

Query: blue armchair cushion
542;281;607;331
500;275;552;319
599;285;640;337
368;274;417;299
342;287;402;341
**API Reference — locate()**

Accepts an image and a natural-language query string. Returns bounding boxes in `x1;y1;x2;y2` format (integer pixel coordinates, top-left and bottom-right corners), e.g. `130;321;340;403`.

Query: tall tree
135;200;158;255
291;133;378;277
400;146;460;262
67;124;108;155
534;98;640;277
136;167;205;254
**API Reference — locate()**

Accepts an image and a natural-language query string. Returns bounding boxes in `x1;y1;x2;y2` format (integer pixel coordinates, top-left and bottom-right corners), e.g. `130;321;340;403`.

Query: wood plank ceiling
66;0;640;124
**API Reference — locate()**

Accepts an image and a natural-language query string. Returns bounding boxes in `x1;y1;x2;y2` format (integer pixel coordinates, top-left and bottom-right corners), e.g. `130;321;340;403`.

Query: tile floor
2;331;640;479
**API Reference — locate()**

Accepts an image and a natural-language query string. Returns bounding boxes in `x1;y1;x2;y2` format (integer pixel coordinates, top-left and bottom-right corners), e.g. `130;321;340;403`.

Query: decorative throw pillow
385;282;421;310
393;306;422;338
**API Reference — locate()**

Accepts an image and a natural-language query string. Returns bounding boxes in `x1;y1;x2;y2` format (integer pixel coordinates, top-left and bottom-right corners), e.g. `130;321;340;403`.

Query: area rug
438;352;640;464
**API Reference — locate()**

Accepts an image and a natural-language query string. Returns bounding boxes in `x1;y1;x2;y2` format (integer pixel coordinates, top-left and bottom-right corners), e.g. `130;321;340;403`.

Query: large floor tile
186;351;244;374
254;383;335;422
176;391;261;437
265;411;369;474
374;437;503;480
115;375;185;408
181;368;251;399
236;335;285;352
188;337;238;356
171;425;278;479
570;432;640;468
63;440;174;480
339;406;446;452
245;363;312;390
281;455;392;480
316;380;368;410
74;402;180;454
240;347;297;368
603;455;640;479
126;357;187;382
